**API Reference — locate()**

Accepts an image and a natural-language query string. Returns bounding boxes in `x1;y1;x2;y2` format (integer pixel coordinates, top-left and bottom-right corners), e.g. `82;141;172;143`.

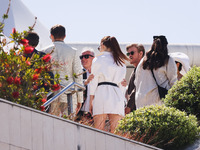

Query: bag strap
151;69;158;86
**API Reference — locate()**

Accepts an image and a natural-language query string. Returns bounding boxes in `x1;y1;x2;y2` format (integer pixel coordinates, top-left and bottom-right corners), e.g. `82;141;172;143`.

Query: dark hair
175;61;182;71
143;35;169;70
50;24;65;39
126;43;145;57
25;32;39;47
101;36;129;66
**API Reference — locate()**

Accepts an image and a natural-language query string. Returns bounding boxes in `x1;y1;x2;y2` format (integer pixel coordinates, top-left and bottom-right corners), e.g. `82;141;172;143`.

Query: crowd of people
26;24;191;133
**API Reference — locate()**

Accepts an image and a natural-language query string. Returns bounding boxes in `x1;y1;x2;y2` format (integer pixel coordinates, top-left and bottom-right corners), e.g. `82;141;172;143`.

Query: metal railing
42;82;85;114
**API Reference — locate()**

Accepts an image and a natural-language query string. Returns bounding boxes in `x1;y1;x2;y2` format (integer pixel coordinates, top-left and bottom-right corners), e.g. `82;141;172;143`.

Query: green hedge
163;66;200;120
116;105;200;149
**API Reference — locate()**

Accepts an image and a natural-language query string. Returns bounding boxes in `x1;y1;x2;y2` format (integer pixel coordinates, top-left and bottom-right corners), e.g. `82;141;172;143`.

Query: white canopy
0;0;52;50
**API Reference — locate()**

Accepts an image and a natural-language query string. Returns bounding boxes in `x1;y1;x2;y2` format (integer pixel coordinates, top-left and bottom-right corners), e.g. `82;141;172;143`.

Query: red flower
12;91;19;99
51;84;61;91
33;85;38;90
25;60;31;66
44;66;50;72
14;77;21;85
40;105;45;111
43;54;52;62
35;68;42;74
20;39;29;46
24;46;34;54
12;28;16;34
41;98;47;103
6;77;14;84
32;74;39;81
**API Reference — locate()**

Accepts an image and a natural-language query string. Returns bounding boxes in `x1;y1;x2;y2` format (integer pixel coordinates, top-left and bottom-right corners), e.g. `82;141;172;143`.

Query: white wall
68;43;200;67
0;98;161;150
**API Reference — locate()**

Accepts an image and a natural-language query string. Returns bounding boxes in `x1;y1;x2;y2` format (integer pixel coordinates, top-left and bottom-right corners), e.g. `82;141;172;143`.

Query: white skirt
93;85;125;116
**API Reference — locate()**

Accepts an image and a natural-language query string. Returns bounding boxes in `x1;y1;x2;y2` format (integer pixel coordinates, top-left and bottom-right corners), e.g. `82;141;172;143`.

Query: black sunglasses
79;54;94;59
126;51;134;56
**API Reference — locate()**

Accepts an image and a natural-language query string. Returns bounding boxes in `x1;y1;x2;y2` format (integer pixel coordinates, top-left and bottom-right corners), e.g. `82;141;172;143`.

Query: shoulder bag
151;69;168;99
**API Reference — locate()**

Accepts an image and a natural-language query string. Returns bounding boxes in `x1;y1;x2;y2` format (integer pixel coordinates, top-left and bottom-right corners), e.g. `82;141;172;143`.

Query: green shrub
163;66;200;120
116;105;200;149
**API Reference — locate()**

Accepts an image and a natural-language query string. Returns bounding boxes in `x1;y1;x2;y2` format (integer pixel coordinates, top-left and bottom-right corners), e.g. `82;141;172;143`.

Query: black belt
98;82;118;87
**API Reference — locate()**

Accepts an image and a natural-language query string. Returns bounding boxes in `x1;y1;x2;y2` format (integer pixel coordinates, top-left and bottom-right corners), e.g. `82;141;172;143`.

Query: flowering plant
0;5;61;111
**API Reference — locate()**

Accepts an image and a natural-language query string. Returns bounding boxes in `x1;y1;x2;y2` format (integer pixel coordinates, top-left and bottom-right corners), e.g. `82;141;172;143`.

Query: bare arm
89;95;94;115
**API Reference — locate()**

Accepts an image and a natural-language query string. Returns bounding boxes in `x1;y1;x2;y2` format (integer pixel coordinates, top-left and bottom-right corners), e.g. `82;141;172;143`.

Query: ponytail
101;36;129;66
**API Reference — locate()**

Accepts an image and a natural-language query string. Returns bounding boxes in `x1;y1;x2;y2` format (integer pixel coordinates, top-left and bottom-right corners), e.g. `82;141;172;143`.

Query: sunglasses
79;54;94;59
126;51;134;56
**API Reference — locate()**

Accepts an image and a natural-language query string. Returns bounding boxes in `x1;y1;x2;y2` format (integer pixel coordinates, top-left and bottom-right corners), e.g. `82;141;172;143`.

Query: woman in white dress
135;35;177;109
89;36;129;133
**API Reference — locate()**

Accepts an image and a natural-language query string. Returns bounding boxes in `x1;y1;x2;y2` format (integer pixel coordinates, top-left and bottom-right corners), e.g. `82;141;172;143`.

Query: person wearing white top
89;36;129;133
169;52;190;80
79;48;95;115
42;25;83;116
135;35;177;109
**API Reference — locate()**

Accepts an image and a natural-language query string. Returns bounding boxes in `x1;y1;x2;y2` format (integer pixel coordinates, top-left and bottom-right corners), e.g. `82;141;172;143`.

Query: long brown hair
101;36;129;66
143;35;169;70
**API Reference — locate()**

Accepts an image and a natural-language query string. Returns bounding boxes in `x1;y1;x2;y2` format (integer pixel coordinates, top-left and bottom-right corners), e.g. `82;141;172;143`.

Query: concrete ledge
0;98;162;150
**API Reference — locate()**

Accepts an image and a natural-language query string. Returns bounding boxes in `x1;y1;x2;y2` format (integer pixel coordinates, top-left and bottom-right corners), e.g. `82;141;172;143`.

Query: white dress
90;51;126;116
134;56;177;109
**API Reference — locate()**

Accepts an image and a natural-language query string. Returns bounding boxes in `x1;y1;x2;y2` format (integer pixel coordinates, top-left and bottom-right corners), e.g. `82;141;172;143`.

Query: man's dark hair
25;32;39;47
50;24;65;39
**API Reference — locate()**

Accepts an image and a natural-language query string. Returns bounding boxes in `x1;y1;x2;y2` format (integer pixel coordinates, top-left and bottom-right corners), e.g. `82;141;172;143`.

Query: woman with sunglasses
134;35;177;109
89;36;129;133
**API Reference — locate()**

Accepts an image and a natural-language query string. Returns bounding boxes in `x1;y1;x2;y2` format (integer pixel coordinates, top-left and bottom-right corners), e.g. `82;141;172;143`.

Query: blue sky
22;0;200;44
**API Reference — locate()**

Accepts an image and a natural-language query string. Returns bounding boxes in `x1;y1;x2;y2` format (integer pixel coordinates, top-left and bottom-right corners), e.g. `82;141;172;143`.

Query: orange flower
12;28;16;34
40;106;45;111
43;54;52;62
51;84;61;91
14;77;21;85
24;46;34;54
25;60;31;66
20;39;29;46
41;98;47;103
32;74;39;81
35;68;42;74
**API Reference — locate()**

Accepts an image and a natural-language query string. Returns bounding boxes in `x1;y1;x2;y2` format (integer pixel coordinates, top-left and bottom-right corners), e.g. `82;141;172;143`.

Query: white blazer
43;41;83;110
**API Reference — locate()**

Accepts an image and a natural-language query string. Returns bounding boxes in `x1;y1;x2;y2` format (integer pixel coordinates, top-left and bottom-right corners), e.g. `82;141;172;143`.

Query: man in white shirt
43;24;83;116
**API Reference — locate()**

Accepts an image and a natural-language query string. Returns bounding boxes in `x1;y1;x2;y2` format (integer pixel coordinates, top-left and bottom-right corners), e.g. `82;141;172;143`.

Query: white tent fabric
0;0;52;50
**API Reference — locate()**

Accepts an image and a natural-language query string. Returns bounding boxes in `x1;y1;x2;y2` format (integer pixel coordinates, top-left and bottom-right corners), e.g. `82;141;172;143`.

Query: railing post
67;93;73;115
42;82;85;115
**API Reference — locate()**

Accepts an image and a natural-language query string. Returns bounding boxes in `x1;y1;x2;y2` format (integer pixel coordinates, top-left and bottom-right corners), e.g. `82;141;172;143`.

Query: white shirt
134;56;177;109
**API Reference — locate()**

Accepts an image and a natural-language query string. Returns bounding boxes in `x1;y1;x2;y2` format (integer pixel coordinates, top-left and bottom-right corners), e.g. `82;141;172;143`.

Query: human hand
121;79;127;87
84;74;94;85
125;107;131;114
